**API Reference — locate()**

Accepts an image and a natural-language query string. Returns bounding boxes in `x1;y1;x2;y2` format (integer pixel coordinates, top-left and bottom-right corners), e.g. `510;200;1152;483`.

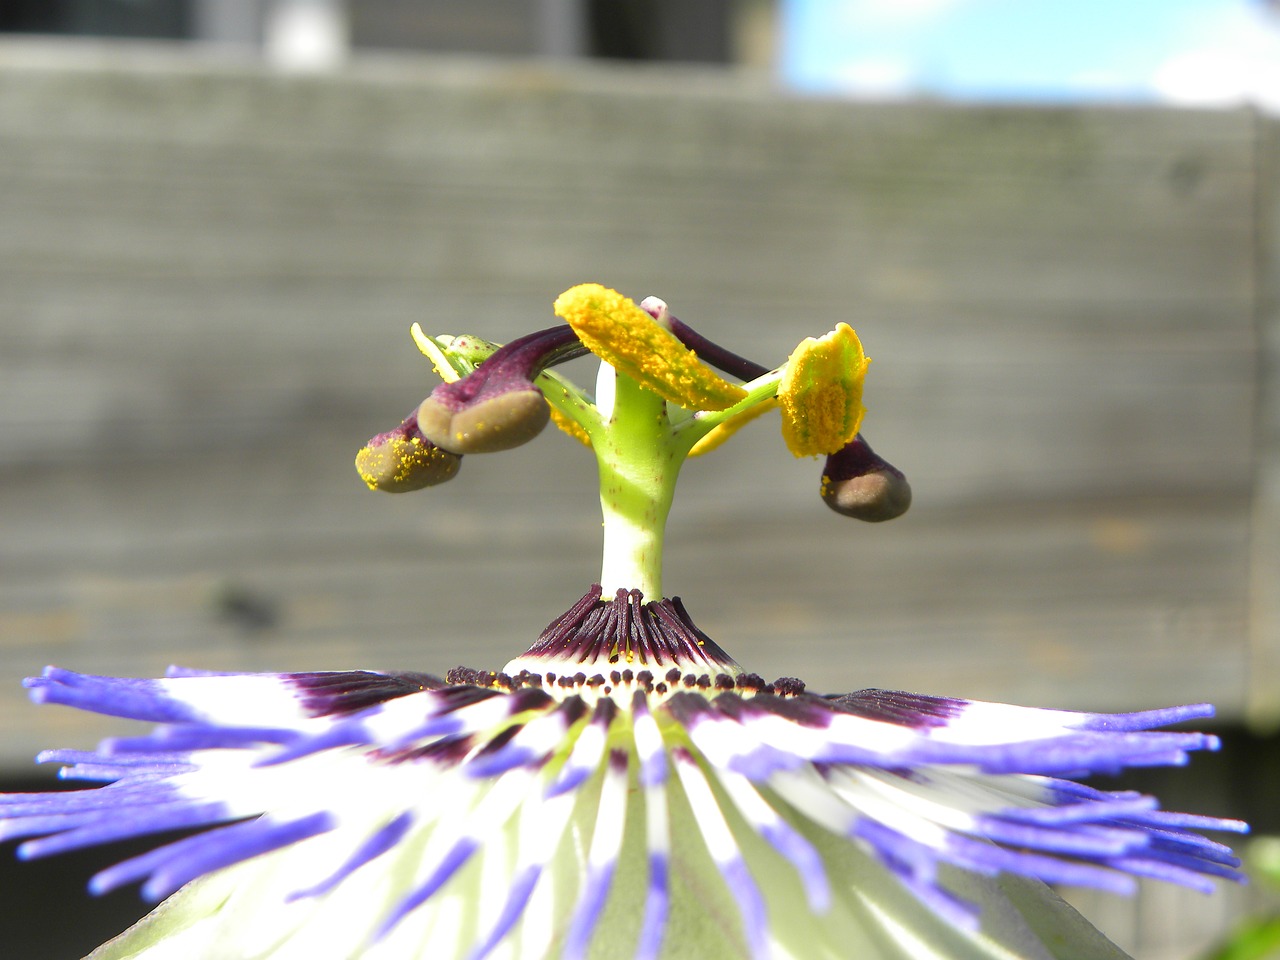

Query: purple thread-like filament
26;670;196;724
289;811;415;901
16;801;233;859
374;837;481;941
561;862;616;960
467;865;542;960
142;812;336;900
635;853;669;960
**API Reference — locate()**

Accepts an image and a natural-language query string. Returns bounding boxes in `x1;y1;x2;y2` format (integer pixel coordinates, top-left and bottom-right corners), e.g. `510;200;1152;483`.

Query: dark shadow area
1085;725;1280;836
587;0;730;62
0;0;187;37
0;772;174;960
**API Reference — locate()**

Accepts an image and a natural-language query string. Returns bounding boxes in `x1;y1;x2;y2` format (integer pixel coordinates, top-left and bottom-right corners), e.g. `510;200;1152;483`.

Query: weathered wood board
0;41;1263;773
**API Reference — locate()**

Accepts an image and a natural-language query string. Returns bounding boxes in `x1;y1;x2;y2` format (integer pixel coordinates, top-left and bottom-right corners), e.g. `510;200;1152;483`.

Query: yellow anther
553;283;746;412
689;396;778;457
778;323;868;457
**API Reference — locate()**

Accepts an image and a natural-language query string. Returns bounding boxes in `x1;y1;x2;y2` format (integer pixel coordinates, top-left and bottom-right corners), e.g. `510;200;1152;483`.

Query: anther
416;325;585;455
355;411;461;492
820;435;912;522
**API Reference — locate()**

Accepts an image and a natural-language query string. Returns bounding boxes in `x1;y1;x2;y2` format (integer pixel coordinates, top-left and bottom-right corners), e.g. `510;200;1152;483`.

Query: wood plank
0;41;1260;771
1251;113;1280;726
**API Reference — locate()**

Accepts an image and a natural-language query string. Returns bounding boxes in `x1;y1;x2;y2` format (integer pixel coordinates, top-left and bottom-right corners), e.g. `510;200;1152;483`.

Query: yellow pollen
356;435;455;491
553;283;746;412
778;323;868;457
549;406;593;448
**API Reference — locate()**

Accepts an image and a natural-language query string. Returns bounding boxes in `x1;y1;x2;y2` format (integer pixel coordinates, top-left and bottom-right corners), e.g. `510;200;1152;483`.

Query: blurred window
0;0;736;63
0;0;188;37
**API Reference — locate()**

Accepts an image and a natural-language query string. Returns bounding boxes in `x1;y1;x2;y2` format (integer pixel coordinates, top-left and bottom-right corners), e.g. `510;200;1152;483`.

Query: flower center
503;582;738;678
429;587;817;705
356;283;910;668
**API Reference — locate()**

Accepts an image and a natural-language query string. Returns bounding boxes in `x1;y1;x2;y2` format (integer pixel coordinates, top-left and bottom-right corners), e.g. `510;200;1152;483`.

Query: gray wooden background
0;40;1276;958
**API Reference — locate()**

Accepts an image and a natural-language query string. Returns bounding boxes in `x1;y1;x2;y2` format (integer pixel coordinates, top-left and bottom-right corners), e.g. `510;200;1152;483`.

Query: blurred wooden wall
0;41;1273;752
0;38;1277;960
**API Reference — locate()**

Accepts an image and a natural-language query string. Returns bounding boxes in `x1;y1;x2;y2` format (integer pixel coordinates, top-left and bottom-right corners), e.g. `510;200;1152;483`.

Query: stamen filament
667;316;769;382
674;369;784;452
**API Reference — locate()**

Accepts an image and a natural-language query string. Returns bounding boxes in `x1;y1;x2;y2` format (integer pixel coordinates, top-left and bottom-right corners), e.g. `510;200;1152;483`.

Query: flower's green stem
593;365;683;597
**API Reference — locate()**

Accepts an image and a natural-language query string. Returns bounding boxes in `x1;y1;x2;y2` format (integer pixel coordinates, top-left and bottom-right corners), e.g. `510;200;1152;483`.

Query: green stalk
593;365;683;598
